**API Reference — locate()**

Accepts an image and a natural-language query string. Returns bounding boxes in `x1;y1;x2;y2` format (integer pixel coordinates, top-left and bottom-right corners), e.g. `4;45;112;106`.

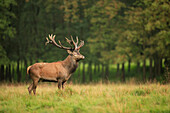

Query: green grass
0;83;169;113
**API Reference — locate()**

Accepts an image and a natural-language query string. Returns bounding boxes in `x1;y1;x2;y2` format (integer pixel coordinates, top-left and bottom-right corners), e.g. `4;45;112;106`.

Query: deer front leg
62;81;67;89
58;80;62;89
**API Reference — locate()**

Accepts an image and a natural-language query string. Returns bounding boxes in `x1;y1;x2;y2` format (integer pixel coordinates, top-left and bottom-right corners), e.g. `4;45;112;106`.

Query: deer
27;34;85;95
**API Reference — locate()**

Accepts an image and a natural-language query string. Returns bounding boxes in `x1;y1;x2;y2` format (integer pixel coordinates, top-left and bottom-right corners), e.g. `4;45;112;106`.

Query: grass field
0;83;169;113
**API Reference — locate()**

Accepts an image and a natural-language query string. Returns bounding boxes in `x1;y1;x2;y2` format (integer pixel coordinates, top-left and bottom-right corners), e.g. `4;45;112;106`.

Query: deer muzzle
82;55;85;59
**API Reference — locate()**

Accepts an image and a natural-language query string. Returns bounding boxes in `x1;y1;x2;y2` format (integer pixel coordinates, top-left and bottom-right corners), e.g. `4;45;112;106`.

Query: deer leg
32;79;39;95
58;80;62;89
28;83;33;94
62;81;66;89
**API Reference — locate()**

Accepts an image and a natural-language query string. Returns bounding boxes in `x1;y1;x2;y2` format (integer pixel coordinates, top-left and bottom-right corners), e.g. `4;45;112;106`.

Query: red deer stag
27;34;84;95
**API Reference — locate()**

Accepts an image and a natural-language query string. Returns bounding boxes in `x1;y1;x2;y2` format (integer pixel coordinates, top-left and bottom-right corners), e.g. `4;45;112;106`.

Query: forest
0;0;170;84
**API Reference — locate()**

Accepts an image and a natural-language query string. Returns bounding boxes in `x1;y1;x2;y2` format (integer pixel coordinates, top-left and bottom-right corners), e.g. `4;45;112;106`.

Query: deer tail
26;65;32;84
27;66;32;75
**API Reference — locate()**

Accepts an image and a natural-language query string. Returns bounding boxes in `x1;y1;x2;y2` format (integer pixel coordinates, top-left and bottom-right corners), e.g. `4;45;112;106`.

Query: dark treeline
0;0;169;83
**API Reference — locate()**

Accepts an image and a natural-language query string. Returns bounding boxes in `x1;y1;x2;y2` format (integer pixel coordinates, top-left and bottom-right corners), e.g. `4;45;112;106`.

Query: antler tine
45;34;53;45
71;35;77;49
65;37;71;43
70;36;74;44
76;40;84;50
45;37;50;45
52;35;56;40
49;34;53;39
65;37;72;45
75;36;79;45
58;40;64;48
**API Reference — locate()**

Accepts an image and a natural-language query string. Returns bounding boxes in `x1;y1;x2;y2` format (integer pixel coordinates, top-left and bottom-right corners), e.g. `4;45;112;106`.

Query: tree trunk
8;64;12;82
122;63;125;82
105;64;109;83
78;63;81;83
24;59;28;81
97;63;100;74
88;62;92;82
160;58;163;73
157;57;161;76
82;62;86;83
94;63;97;75
149;58;153;80
5;65;9;81
30;58;33;65
154;58;157;78
0;65;5;81
12;64;15;82
17;59;21;82
137;61;140;73
24;59;28;70
128;59;131;72
143;59;146;82
101;64;105;79
116;63;120;76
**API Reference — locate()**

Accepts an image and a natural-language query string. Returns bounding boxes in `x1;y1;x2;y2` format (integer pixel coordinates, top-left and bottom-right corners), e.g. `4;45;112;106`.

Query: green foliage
86;0;125;63
125;0;170;61
0;0;169;83
0;45;9;65
0;0;16;38
0;0;16;63
1;0;169;63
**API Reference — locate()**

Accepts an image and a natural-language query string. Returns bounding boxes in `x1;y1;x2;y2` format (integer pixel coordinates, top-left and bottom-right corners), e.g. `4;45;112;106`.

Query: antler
46;34;72;50
45;34;84;50
69;36;83;50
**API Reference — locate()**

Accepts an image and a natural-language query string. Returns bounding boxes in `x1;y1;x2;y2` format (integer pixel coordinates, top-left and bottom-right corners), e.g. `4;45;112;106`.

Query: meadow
0;83;169;113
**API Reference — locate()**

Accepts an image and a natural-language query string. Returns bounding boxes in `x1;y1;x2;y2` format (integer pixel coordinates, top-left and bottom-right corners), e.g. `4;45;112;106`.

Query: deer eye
77;52;80;55
73;52;77;56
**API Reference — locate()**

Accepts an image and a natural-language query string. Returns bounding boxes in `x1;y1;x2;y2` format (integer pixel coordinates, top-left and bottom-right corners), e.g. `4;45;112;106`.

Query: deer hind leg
32;79;39;95
28;83;33;94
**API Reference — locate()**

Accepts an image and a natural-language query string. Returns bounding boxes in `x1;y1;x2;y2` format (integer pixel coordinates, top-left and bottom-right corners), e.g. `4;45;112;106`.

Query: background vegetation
0;0;170;83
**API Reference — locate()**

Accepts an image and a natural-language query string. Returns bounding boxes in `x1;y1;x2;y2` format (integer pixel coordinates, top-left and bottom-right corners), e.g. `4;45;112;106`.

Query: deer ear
67;50;73;54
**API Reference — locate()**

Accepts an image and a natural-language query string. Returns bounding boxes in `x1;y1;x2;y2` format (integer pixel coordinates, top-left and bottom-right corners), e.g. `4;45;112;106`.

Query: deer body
27;34;84;95
29;55;78;82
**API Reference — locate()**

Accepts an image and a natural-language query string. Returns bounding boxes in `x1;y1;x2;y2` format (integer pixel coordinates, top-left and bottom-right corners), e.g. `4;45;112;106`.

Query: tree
124;0;170;81
86;0;125;81
0;0;16;64
0;0;16;82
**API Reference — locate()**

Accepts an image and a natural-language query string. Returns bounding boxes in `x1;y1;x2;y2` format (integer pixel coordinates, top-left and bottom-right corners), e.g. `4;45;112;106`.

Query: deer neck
62;55;78;74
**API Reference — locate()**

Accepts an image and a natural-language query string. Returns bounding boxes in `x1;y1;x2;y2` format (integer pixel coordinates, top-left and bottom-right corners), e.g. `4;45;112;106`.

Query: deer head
46;34;85;61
